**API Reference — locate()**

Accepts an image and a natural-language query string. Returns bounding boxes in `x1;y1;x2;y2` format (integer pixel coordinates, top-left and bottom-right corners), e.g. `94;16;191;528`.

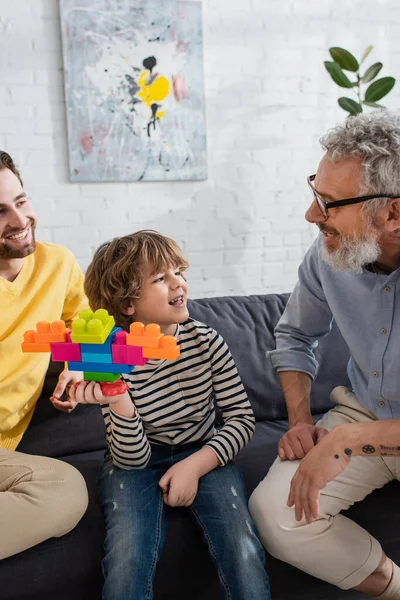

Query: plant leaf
361;62;383;83
329;47;359;72
360;45;373;66
365;77;396;102
324;61;354;88
363;100;386;109
338;97;363;115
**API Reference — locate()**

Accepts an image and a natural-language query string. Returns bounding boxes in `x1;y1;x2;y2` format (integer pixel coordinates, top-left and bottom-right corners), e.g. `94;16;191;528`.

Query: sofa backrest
188;294;351;422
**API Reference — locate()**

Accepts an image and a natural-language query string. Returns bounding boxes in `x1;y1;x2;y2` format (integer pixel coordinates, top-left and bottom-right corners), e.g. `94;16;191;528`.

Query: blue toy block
67;361;134;374
79;327;121;353
80;351;113;364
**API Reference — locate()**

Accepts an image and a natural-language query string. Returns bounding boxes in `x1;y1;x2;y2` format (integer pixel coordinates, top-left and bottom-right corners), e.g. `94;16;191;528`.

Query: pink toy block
50;341;82;362
111;331;149;366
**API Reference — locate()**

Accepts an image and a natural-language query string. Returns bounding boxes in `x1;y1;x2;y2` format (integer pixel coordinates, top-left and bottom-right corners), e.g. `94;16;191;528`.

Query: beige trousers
249;386;400;590
0;448;88;560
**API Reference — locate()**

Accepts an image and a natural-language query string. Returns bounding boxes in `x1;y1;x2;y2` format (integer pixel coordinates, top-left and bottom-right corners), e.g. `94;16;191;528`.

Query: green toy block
71;308;115;344
83;371;120;383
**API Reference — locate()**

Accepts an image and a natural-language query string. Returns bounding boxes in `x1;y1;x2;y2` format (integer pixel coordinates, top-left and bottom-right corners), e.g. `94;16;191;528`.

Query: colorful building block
83;372;120;383
142;336;180;361
80;327;121;352
21;321;68;353
70;309;115;344
67;361;134;374
83;371;119;382
126;322;163;348
50;339;81;362
21;330;51;352
111;330;149;366
80;351;113;364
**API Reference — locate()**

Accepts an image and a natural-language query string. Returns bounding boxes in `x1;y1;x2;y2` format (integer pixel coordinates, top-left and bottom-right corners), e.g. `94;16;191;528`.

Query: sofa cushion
188;295;351;421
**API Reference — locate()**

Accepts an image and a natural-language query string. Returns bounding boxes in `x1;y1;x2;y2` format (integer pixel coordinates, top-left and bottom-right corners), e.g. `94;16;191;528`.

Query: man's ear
385;198;400;233
122;303;135;316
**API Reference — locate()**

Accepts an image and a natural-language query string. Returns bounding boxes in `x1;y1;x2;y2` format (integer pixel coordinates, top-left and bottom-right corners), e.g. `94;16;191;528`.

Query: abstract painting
60;0;207;181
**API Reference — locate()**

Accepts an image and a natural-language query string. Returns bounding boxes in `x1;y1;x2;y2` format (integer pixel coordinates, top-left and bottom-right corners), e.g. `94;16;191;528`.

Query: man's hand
159;458;200;507
50;369;83;413
287;429;351;524
278;423;329;460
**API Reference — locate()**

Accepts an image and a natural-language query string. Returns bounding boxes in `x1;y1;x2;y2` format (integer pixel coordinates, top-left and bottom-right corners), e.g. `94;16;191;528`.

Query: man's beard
0;220;37;259
320;217;381;273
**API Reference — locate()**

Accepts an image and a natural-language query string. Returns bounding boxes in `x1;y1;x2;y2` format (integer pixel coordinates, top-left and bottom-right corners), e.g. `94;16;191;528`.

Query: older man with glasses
249;111;400;600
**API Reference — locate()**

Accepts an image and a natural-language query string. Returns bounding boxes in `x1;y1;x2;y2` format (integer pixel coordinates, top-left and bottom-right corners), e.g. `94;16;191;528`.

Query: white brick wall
0;0;399;296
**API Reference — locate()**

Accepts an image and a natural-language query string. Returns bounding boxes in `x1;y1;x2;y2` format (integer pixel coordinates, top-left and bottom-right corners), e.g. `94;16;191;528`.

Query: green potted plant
324;45;396;115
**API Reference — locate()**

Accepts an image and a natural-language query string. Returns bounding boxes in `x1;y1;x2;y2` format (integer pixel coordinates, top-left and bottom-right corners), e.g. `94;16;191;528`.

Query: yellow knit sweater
0;242;86;450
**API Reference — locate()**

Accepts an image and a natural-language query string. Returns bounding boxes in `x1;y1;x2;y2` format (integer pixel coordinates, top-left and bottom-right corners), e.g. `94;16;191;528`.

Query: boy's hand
68;381;135;418
69;380;125;406
50;369;83;413
159;459;200;507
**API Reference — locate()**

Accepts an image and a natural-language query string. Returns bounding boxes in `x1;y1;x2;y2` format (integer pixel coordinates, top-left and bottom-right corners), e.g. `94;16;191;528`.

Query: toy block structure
22;309;180;396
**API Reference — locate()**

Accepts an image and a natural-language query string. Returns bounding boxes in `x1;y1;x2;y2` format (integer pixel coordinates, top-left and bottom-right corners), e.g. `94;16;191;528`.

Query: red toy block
142;336;180;361
126;322;163;348
21;330;50;352
50;341;82;362
33;320;68;344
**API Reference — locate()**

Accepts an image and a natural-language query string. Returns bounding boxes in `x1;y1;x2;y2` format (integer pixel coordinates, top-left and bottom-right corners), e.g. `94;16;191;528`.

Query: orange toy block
126;322;163;348
21;330;51;352
33;320;68;344
142;336;180;360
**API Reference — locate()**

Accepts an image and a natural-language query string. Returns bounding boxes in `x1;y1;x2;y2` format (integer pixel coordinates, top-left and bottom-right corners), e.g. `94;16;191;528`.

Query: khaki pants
249;386;400;590
0;448;88;560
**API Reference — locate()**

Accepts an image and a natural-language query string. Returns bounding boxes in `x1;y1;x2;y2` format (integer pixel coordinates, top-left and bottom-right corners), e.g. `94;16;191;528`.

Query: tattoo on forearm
380;444;400;456
362;445;376;454
334;448;352;459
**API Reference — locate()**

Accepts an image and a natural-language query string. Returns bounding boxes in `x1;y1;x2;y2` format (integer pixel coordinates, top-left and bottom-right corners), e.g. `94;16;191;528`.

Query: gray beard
320;230;381;273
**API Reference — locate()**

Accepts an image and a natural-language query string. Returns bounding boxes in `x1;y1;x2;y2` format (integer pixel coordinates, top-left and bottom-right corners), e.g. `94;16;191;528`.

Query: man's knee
249;472;311;564
42;459;88;536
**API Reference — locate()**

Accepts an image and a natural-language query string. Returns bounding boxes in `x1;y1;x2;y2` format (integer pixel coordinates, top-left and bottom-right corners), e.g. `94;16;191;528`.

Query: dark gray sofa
2;293;399;600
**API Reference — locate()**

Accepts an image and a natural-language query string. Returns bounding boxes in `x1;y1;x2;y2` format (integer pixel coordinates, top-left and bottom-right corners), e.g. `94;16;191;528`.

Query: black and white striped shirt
102;318;255;470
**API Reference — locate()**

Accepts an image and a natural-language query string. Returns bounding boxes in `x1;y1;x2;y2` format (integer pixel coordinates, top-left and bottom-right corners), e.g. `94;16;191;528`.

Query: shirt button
380;328;387;334
378;400;385;408
372;371;379;377
384;286;391;292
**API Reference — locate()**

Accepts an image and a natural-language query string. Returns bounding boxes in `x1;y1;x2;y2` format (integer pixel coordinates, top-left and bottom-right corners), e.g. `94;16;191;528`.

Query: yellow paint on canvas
137;72;170;110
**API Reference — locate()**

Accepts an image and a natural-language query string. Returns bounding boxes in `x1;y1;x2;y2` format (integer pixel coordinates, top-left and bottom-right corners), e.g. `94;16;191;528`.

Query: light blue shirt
270;234;400;419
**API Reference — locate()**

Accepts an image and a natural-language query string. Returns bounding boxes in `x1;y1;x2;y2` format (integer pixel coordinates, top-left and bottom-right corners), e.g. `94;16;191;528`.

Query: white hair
320;111;400;216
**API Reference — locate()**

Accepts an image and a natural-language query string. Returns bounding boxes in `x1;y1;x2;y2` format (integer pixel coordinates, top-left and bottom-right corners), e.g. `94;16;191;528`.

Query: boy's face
128;264;189;336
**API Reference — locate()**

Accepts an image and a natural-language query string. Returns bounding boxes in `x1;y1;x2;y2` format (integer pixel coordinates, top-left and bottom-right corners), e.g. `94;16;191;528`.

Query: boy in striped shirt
70;230;271;600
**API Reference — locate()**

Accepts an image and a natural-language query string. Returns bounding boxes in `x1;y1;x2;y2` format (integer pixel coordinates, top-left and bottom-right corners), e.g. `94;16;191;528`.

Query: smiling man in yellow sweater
0;151;88;559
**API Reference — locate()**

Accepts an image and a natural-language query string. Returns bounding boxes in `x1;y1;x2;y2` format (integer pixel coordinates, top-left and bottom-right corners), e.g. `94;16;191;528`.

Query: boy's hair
0;151;23;186
84;230;189;331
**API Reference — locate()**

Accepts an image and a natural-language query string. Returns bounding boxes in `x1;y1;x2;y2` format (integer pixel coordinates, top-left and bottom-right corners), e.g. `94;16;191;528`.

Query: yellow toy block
70;308;115;344
21;330;51;352
126;322;163;348
142;336;180;360
32;320;67;344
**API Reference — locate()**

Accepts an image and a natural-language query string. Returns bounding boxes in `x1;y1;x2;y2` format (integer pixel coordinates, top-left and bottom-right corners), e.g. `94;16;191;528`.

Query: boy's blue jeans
97;442;271;600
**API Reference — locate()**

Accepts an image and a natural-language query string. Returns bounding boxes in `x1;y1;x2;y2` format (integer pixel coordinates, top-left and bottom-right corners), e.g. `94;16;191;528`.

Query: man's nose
9;209;27;229
305;199;326;224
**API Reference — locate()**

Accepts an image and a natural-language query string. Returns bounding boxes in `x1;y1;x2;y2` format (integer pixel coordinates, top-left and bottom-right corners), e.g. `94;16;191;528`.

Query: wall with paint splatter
1;0;399;296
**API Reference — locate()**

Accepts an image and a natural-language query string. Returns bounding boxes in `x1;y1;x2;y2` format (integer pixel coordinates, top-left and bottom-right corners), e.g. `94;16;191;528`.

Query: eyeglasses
307;174;399;220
